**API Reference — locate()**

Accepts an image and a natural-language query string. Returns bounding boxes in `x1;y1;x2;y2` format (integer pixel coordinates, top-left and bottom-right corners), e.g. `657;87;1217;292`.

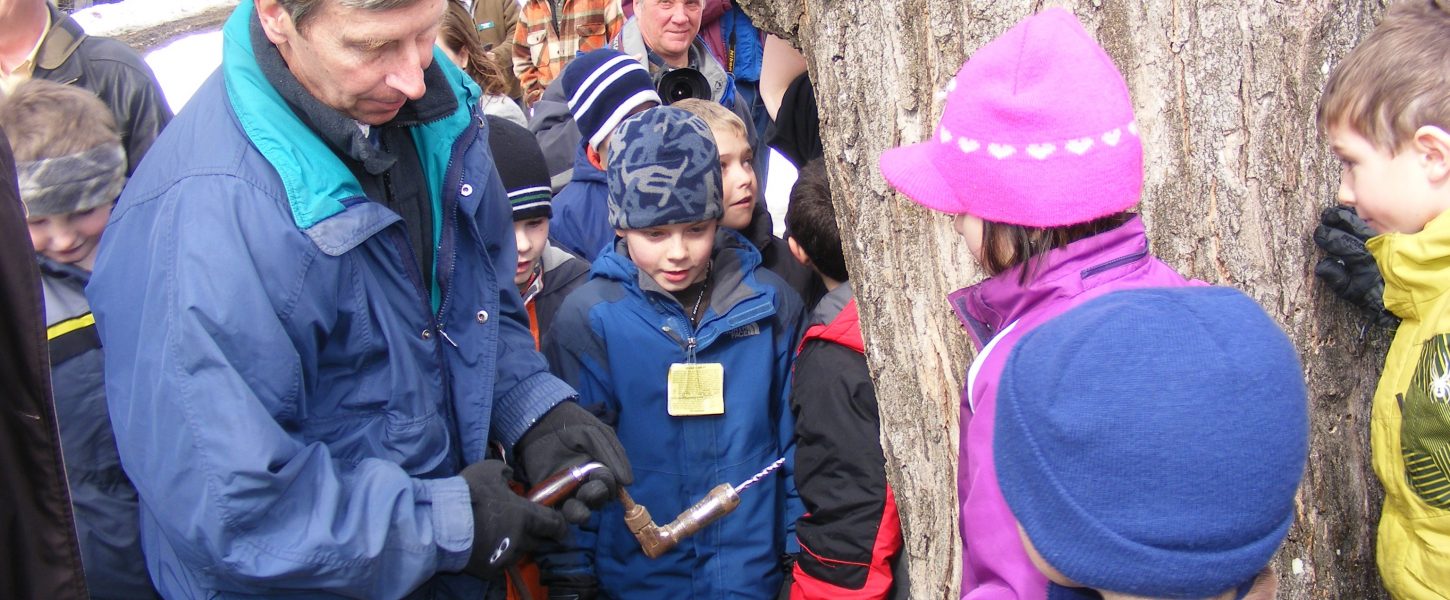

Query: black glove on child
460;460;568;581
514;401;634;525
1313;205;1400;328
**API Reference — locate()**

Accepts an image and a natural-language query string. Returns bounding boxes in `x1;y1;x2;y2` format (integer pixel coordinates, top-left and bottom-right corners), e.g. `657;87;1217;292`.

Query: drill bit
733;457;786;494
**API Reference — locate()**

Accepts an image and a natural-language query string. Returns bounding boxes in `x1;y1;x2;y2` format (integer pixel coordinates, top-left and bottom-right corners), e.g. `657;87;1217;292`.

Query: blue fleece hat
607;107;723;230
563;49;662;152
994;287;1308;598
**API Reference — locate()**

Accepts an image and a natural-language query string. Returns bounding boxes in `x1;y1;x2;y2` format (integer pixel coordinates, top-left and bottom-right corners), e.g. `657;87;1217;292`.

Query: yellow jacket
1368;209;1450;599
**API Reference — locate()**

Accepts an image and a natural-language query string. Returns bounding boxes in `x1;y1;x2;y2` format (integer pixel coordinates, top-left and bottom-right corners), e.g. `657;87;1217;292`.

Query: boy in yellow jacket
1317;2;1450;597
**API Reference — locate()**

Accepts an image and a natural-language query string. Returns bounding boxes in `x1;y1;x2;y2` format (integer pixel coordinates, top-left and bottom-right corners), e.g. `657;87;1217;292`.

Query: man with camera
612;0;755;138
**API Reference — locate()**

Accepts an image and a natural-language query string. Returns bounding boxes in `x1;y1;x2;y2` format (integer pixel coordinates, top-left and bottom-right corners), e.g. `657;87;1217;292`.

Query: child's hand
1313;206;1399;328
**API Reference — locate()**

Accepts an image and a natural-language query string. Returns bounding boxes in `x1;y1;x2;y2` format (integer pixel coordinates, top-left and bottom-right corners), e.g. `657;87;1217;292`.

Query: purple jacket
947;216;1198;599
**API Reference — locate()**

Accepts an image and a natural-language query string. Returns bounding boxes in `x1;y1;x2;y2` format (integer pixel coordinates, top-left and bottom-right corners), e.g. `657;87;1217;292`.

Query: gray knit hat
606;107;722;229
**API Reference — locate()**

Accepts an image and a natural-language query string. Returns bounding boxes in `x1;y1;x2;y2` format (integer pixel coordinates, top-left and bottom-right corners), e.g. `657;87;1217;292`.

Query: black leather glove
1313;205;1399;328
515;401;634;524
460;460;568;581
543;572;599;600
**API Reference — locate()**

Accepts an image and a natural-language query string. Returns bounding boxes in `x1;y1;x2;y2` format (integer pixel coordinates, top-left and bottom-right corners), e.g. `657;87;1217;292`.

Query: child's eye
73;207;97;217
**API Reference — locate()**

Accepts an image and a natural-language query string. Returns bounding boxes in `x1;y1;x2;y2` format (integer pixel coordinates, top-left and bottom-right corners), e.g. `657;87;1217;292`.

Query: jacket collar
949;215;1151;348
800;286;862;353
594;227;772;325
1371;209;1450;321
34;4;82;78
220;2;478;245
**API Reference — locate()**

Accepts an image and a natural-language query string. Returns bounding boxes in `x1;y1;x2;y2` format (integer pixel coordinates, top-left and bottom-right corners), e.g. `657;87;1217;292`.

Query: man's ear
786;236;813;268
1413;125;1450;185
256;0;297;47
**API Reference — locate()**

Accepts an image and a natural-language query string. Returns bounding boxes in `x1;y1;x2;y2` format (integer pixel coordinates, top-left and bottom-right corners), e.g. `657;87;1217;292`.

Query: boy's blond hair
1318;1;1450;151
0;79;121;162
671;99;748;142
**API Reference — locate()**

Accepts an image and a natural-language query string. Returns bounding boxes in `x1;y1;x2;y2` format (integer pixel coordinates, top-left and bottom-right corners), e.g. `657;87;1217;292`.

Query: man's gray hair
277;0;431;30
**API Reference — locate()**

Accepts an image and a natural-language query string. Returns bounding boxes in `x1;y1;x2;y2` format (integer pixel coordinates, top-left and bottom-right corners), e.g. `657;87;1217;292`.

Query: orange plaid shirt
512;0;624;106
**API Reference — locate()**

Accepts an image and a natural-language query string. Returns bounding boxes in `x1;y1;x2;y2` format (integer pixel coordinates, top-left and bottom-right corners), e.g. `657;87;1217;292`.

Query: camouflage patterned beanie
607;107;723;230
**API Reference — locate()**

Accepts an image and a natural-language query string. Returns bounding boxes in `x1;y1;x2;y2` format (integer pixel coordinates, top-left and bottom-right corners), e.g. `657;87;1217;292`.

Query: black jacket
33;3;172;175
790;284;906;597
0;128;89;599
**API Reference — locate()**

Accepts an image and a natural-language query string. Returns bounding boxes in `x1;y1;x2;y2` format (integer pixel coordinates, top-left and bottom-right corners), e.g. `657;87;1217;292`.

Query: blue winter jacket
543;230;805;599
87;5;573;598
549;144;613;262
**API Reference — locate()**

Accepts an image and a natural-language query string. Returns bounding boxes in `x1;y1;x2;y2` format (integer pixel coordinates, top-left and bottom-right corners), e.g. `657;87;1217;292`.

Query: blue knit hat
562;49;662;152
607;107;722;230
994;287;1308;598
486;116;552;221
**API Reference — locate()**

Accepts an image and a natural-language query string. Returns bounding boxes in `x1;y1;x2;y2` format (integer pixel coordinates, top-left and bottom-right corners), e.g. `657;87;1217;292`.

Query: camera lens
655;68;712;105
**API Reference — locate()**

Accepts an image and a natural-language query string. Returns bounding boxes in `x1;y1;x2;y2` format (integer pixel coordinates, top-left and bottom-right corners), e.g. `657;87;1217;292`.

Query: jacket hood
949;215;1153;348
1371;210;1450;321
801;295;863;353
220;2;480;232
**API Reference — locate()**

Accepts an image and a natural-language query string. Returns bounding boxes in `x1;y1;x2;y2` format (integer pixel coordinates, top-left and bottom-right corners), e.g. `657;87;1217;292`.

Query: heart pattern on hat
988;143;1016;159
1026;144;1056;160
938;122;1138;161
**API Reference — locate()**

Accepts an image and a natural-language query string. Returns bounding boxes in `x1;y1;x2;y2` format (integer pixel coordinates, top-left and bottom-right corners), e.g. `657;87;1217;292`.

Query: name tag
667;363;725;416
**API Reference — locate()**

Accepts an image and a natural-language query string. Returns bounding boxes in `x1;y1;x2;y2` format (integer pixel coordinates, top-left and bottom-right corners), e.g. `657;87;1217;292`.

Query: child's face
514;217;550;287
953;212;986;263
28;203;113;271
1328;123;1450;235
714;126;757;231
619;219;717;292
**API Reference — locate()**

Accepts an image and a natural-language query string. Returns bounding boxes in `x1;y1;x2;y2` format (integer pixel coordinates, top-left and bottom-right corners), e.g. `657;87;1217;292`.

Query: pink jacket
948;216;1199;599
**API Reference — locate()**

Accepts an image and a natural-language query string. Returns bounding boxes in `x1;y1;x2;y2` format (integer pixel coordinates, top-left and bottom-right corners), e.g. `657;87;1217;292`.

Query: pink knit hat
879;8;1142;227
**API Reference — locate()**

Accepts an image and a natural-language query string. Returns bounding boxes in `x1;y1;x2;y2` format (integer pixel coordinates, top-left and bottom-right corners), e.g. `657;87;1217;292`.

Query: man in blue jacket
86;0;631;597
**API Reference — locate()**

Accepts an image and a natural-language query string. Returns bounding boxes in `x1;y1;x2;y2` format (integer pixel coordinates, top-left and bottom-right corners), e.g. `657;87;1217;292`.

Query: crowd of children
3;0;1450;598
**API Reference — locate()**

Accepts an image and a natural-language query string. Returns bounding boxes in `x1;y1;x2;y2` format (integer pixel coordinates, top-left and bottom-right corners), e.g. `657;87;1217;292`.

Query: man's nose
385;44;429;100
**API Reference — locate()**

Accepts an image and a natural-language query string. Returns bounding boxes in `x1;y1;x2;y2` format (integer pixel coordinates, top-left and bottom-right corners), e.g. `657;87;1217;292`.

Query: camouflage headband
16;143;127;218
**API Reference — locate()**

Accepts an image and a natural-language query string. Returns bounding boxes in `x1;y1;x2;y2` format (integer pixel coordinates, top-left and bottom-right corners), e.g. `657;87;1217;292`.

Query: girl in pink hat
878;9;1202;599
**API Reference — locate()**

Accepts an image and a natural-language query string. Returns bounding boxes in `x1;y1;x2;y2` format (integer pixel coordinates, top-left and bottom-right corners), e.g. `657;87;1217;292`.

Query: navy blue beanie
994;287;1308;598
485;116;552;221
562;49;661;152
607;107;722;230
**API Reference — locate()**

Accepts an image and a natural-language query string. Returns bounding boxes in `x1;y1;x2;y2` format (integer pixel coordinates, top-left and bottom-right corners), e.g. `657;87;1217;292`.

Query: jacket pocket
526;29;548;64
1400;333;1450;511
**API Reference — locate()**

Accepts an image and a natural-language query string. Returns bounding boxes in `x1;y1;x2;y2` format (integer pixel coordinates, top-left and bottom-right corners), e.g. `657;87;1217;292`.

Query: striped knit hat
486;116;552;221
563;49;662;152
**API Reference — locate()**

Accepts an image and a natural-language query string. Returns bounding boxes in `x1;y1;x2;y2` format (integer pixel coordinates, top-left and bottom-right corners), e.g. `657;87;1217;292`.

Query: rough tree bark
740;0;1390;597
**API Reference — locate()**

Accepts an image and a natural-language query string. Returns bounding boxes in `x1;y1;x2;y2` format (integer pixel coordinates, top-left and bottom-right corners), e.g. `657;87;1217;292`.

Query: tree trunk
741;1;1389;597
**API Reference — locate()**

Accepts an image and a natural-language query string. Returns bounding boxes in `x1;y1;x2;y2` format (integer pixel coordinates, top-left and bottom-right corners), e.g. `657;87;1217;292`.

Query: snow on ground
73;0;235;38
138;11;796;236
145;30;223;111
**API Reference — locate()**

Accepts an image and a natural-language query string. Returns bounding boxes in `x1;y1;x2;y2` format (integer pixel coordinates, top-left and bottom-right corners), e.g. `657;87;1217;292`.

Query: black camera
654;67;712;105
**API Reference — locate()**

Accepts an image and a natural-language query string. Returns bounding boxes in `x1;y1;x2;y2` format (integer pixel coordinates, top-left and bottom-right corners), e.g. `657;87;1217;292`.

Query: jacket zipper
1080;248;1149;279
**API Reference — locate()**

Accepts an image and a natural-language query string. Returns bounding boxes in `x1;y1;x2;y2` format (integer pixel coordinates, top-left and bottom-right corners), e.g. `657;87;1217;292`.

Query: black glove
515;401;634;524
543;572;599;600
460;460;568;581
1313;206;1399;328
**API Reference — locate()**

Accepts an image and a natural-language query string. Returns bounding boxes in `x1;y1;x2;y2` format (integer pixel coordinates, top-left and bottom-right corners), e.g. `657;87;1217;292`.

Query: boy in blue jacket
543;107;805;599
